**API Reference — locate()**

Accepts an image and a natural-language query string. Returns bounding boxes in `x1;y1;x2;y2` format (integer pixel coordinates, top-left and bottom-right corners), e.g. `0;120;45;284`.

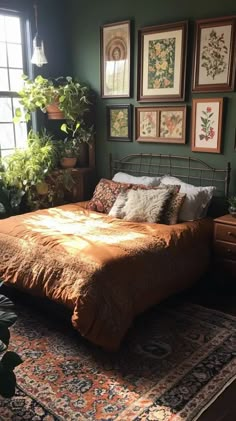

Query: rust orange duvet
0;203;213;350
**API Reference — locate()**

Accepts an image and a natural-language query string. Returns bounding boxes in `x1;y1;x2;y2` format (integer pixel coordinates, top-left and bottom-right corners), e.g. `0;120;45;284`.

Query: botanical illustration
148;37;176;89
110;109;128;137
140;111;157;137
160;111;183;138
201;29;228;80
199;106;215;141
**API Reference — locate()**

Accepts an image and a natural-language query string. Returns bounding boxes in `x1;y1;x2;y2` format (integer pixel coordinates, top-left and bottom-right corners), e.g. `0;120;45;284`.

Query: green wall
67;0;236;192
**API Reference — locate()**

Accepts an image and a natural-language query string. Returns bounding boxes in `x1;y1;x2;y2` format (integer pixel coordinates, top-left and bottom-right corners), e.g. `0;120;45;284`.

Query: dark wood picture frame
107;104;132;142
100;20;131;98
191;98;223;153
192;16;236;92
136;105;186;143
137;21;188;102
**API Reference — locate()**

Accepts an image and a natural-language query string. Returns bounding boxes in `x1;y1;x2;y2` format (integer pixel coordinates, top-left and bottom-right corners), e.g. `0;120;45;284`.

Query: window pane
0;98;13;122
7;43;23;68
0;16;5;41
0;123;15;149
0;68;9;90
9;69;24;92
0;149;13;158
5;16;21;44
0;42;7;66
15;122;27;148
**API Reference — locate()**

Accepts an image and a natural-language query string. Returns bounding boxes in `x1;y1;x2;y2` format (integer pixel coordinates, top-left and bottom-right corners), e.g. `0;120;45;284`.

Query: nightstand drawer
214;240;236;259
216;258;236;278
214;223;236;244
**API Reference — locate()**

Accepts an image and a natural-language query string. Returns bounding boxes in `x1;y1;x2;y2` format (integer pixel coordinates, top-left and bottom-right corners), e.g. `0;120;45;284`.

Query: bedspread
0;203;213;349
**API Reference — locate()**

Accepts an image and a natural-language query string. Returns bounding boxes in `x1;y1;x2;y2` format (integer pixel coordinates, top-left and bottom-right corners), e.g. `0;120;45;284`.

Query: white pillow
160;175;215;221
112;172;161;186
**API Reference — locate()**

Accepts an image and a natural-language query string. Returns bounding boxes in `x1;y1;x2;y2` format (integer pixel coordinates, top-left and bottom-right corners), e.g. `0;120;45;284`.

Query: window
0;10;28;157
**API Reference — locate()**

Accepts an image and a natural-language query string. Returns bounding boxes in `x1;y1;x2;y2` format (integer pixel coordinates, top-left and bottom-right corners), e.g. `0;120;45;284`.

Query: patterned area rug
0;300;236;421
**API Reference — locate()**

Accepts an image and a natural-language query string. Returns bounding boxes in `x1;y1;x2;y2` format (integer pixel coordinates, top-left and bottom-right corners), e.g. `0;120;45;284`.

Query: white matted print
199;25;231;85
192;17;236;92
139;110;157;138
138;21;187;101
101;21;130;97
191;98;223;153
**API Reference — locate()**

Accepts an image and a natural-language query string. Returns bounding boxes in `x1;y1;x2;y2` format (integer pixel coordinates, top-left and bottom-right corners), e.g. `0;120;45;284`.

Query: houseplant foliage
14;74;95;168
14;75;92;123
0;291;22;398
0;130;59;210
228;196;236;217
0;130;58;192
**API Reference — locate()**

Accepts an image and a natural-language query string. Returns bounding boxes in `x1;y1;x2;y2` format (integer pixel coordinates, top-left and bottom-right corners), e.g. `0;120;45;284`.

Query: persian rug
0;300;236;421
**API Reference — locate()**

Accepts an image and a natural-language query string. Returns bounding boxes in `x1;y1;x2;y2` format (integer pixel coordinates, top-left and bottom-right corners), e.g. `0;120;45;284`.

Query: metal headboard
109;153;231;197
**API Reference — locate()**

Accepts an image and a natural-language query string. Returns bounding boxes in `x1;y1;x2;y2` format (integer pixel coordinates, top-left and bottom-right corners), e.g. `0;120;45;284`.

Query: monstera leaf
0;292;22;398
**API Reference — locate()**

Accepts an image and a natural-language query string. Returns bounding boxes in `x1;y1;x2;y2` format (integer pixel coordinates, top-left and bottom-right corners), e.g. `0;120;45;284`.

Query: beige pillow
109;188;171;223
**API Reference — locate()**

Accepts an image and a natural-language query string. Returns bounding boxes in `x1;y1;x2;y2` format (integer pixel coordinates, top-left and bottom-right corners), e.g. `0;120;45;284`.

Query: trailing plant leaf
0;291;22;398
0;364;17;398
0;295;17;327
1;351;22;370
0;323;10;349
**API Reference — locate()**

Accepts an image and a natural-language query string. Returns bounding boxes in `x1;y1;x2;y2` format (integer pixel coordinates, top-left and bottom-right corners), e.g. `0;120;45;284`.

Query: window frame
0;7;32;156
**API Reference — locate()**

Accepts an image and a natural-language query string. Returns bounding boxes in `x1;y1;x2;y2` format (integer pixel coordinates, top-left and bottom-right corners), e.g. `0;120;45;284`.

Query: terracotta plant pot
46;102;65;120
60;157;77;169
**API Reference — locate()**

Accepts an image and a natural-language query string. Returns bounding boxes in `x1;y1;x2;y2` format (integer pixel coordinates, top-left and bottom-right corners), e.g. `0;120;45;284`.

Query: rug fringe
192;374;236;421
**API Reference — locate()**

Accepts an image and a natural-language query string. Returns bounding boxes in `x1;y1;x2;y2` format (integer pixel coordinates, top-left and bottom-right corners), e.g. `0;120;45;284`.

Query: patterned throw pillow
87;179;181;215
109;188;172;223
87;179;132;213
161;192;186;225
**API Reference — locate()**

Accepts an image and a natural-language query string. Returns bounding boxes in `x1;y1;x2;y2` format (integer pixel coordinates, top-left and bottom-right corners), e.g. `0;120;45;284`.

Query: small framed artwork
138;21;188;102
136;106;186;143
100;20;131;98
191;98;223;153
192;16;236;92
107;105;132;141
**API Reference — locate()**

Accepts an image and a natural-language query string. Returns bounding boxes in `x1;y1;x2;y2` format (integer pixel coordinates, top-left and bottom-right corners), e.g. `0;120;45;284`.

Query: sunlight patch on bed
24;209;146;246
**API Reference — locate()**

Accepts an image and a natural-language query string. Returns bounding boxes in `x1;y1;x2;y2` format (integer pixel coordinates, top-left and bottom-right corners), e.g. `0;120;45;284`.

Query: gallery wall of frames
101;15;236;155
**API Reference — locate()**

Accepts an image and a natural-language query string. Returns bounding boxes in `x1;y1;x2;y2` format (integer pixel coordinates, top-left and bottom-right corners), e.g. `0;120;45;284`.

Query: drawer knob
228;231;232;236
227;249;232;253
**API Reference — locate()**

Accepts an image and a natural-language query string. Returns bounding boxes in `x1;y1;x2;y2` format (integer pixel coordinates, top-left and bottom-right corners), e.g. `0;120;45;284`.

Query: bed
0;154;231;350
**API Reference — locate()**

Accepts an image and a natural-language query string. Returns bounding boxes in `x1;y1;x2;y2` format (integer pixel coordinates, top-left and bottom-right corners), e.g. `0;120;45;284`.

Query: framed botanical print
136;106;186;143
107;105;132;141
137;21;188;102
100;20;131;98
191;98;223;153
192;16;236;92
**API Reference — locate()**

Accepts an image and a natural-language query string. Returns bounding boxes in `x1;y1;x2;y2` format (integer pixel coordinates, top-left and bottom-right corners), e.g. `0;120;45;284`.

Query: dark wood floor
2;274;236;421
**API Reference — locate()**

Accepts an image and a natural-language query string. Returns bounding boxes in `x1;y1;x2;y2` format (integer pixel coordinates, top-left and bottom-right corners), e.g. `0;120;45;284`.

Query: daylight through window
0;11;27;157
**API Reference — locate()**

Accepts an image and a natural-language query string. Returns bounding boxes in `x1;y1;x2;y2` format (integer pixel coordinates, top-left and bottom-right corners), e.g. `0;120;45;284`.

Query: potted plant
0;290;22;398
14;75;92;122
228;196;236;217
57;122;94;168
0;130;59;209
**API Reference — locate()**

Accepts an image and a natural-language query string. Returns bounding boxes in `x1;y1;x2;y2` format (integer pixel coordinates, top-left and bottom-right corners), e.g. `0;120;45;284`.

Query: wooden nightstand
214;214;236;279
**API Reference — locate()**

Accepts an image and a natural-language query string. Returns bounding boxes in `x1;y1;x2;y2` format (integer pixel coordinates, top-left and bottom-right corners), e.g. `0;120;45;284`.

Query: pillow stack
160;175;215;221
87;172;215;224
